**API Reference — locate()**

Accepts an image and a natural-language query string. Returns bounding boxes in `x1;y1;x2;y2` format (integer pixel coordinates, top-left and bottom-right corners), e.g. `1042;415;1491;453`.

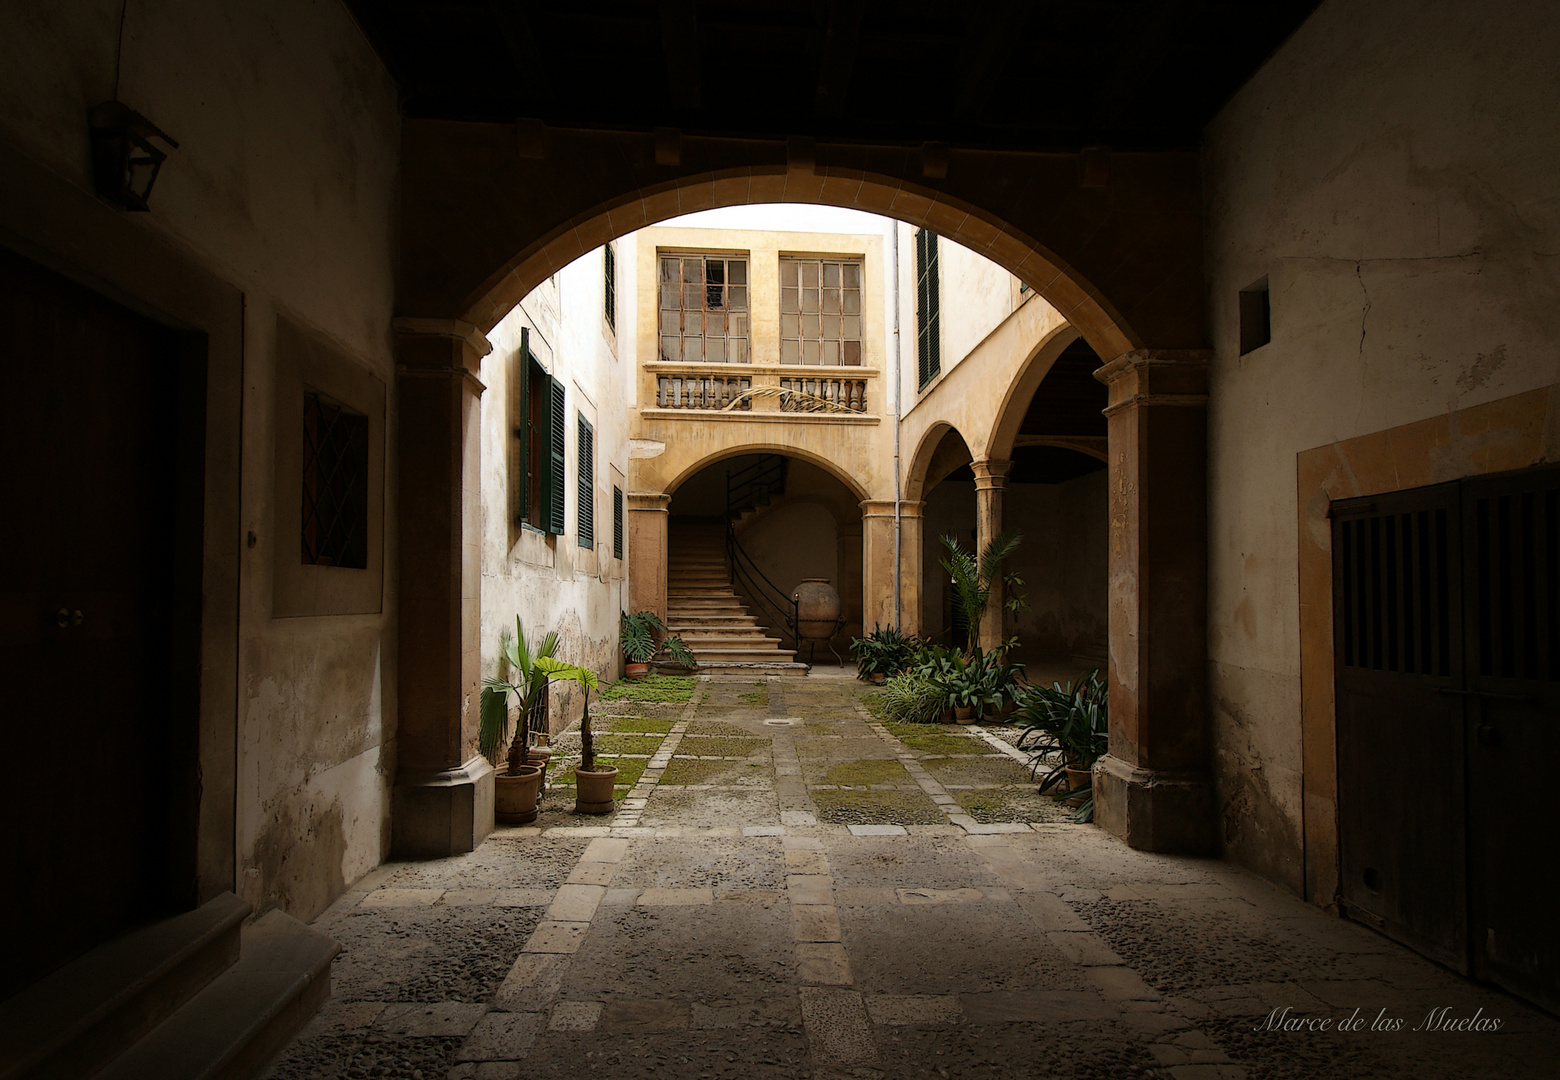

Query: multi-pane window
603;243;616;333
780;258;862;366
577;414;595;549
915;229;941;388
302;390;369;568
658;254;749;363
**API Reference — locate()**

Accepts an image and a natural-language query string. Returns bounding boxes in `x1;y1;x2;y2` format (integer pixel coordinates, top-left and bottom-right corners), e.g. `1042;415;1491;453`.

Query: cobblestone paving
264;671;1560;1079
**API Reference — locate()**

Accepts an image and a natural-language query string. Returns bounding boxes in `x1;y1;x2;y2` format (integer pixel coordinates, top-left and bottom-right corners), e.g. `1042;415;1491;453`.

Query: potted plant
479;617;559;824
1013;667;1109;822
535;657;613;814
939;531;1027;654
849;623;919;683
621;609;697;678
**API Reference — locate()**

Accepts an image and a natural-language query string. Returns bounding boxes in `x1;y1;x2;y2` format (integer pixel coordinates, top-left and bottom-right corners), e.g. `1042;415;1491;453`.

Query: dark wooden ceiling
346;0;1319;152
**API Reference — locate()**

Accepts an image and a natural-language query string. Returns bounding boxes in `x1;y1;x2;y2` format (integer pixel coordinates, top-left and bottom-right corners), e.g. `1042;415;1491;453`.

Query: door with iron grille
1333;466;1560;1010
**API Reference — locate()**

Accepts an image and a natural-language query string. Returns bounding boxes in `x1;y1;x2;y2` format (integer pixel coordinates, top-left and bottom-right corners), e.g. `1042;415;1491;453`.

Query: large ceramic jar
794;578;841;641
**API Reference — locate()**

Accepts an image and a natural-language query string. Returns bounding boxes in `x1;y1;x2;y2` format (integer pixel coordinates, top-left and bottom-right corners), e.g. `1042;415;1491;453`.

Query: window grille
302;390;369;568
577;414;594;549
779;257;863;366
658;254;749;363
915;229;941;388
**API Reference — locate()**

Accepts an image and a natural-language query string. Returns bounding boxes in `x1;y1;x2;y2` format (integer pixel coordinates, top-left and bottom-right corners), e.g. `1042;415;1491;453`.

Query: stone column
627;492;672;619
970;458;1012;651
1092;350;1213;853
835;520;864;645
898;500;924;638
860;499;922;636
391;318;494;857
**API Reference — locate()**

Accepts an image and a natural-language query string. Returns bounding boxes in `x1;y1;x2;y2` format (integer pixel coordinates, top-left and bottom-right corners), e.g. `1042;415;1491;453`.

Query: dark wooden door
0;246;197;1000
1332;483;1467;971
1334;467;1560;1012
1462;466;1560;1011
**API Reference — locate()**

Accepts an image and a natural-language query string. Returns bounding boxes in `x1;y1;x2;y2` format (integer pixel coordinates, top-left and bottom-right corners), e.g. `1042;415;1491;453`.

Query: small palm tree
479;617;560;776
939;530;1026;655
535;657;602;770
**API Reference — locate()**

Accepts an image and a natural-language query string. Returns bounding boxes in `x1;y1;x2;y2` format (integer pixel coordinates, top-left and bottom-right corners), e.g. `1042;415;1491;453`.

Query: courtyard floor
263;672;1560;1079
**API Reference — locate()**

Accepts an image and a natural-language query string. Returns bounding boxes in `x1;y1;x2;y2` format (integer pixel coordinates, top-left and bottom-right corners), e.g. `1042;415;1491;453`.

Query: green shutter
577;414;594;549
613;485;624;559
916;229;941;389
545;376;567;535
516;328;530;524
604;244;616;331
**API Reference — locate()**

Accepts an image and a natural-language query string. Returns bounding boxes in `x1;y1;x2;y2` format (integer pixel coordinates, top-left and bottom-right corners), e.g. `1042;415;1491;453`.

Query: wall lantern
88;101;179;211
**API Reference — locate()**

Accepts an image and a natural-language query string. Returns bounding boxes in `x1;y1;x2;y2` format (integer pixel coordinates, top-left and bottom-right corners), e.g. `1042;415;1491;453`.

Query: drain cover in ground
763;718;801;726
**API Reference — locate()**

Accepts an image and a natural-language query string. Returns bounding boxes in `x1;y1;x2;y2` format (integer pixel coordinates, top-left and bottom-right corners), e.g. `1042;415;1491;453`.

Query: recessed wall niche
272;315;385;616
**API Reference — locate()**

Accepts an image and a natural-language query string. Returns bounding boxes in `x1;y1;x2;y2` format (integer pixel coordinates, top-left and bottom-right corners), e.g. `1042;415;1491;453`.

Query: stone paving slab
265;674;1560;1080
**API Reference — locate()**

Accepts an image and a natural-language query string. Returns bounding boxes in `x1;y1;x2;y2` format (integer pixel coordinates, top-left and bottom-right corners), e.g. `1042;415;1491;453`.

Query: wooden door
1332;483;1467;970
1462;466;1560;1011
0;246;197;999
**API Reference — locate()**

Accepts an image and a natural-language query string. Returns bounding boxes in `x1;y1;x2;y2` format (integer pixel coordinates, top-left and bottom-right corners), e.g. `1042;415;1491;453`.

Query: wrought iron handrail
725;519;798;650
726;455;787;517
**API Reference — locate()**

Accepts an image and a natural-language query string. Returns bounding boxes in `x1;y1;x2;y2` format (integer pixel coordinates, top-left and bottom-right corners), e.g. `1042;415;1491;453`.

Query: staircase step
0;892;251;1080
96;910;339;1080
682;635;783;648
696;661;810;676
691;648;799;662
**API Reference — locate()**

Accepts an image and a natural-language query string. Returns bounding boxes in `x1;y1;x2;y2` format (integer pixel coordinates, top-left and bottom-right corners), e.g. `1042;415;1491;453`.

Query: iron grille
1337;506;1453;675
1470;485;1560;681
301;390;368;568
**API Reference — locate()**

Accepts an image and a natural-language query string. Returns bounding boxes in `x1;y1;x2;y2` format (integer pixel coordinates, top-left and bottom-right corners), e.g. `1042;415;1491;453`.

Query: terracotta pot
1063;766;1092;807
495;765;543;825
625;661;650;680
941;707;957;724
870;671;886;685
794;578;841;641
524;745;553;793
574;766;619;815
954;705;977;723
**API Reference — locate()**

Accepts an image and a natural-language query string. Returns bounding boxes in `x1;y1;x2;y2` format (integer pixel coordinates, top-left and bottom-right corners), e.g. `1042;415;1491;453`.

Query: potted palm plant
939;531;1027;654
621;609;696;677
535;657;614;814
479;617;559;824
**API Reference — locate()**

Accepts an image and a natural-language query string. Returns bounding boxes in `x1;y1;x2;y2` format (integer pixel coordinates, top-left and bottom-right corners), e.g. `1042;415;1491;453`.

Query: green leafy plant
879;674;948;724
535;657;603;771
479;617;560;775
1014;667;1109;822
850;623;920;680
939;531;1028;654
621;609;697;666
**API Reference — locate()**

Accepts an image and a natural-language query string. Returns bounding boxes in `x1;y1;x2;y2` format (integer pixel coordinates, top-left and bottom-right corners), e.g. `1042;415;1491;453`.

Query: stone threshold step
0;892;250;1080
695;661;810;675
96;910;339;1080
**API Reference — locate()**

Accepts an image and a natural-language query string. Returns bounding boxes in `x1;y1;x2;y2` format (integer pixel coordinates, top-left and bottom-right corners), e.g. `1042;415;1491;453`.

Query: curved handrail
725;520;798;650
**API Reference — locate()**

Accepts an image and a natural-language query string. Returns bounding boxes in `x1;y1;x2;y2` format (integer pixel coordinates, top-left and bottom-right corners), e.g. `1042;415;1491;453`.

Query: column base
392;756;495;858
1093;754;1215;854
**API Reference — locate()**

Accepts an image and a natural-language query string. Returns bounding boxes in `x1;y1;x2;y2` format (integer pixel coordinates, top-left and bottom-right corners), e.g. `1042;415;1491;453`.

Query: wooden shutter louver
916;229;941;388
613;485;624;559
577;414;594;549
545;376;566;535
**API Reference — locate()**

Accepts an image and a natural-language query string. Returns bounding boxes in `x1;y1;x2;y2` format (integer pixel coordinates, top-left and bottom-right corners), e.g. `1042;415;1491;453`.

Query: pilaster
627;492;673;620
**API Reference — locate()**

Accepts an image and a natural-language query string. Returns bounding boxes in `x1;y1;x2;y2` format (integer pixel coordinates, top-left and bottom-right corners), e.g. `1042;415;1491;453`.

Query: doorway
1332;465;1559;1011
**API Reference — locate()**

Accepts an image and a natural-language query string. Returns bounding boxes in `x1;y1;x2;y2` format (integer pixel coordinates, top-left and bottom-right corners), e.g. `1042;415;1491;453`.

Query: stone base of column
1093;754;1215;854
392;756;495;858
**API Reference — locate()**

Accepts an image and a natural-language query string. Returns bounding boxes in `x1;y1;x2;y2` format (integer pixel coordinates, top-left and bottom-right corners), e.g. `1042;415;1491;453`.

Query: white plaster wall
480;250;630;732
0;0;400;921
1203;0;1560;889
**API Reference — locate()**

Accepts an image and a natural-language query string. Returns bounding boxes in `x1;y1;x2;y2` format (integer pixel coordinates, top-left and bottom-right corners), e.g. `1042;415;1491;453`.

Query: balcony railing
649;363;874;416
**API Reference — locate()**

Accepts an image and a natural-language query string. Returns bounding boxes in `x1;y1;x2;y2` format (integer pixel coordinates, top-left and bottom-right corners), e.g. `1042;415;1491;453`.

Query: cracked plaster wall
1202;0;1560;890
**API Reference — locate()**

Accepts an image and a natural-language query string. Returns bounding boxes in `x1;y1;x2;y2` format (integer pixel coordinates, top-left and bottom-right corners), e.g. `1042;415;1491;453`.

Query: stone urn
793;578;842;641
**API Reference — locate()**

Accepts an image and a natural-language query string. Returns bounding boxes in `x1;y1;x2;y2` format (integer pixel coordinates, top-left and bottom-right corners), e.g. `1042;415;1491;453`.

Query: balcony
645;362;879;423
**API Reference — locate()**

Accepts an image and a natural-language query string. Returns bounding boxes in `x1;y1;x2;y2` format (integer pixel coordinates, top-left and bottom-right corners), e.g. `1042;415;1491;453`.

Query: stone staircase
0;893;338;1080
666;521;807;675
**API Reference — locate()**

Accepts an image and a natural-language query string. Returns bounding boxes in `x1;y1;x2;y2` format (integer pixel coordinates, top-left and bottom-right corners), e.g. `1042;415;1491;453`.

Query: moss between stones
811;788;945;825
676;736;767;758
553;756;647;789
686;721;752;737
599;675;696;703
736;685;769;706
954;786;1075;825
600;716;676;735
889;728;987;756
821;759;910;786
592;734;664;756
659;758;762;785
922;756;1032;786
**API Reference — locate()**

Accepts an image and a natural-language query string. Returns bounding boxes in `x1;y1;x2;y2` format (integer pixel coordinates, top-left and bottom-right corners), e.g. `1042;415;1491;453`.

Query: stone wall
1202;0;1560;892
0;0;401;921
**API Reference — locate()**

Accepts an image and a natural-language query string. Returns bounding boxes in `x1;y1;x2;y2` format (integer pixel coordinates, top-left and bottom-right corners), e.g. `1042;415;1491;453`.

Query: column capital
970;458;1012;490
626;491;673;513
859;499;923;519
1095;349;1210;416
392;317;493;357
395;317;491;395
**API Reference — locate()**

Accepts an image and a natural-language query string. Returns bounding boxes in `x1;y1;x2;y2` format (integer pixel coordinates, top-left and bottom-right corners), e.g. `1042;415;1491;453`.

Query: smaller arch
986;324;1084;462
659;443;870;505
905;423;973;504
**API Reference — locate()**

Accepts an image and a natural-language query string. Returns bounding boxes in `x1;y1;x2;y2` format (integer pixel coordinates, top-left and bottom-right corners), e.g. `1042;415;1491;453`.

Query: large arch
655;442;870;505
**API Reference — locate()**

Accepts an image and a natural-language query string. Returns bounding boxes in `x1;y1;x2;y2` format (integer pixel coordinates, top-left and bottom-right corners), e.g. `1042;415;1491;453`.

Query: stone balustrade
647;363;875;417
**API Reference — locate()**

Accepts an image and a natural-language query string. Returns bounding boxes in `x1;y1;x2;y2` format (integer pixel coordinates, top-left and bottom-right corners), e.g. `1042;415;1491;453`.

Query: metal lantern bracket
89;101;179;212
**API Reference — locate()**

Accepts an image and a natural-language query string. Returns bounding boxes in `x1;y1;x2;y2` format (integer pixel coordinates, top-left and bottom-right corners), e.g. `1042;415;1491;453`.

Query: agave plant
479;616;560;776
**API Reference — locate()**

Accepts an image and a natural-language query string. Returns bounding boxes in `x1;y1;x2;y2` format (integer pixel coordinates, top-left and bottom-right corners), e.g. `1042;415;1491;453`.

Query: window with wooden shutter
514;328;555;530
577;414;594;549
613;485;624;559
544;376;567;535
915;229;941;389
